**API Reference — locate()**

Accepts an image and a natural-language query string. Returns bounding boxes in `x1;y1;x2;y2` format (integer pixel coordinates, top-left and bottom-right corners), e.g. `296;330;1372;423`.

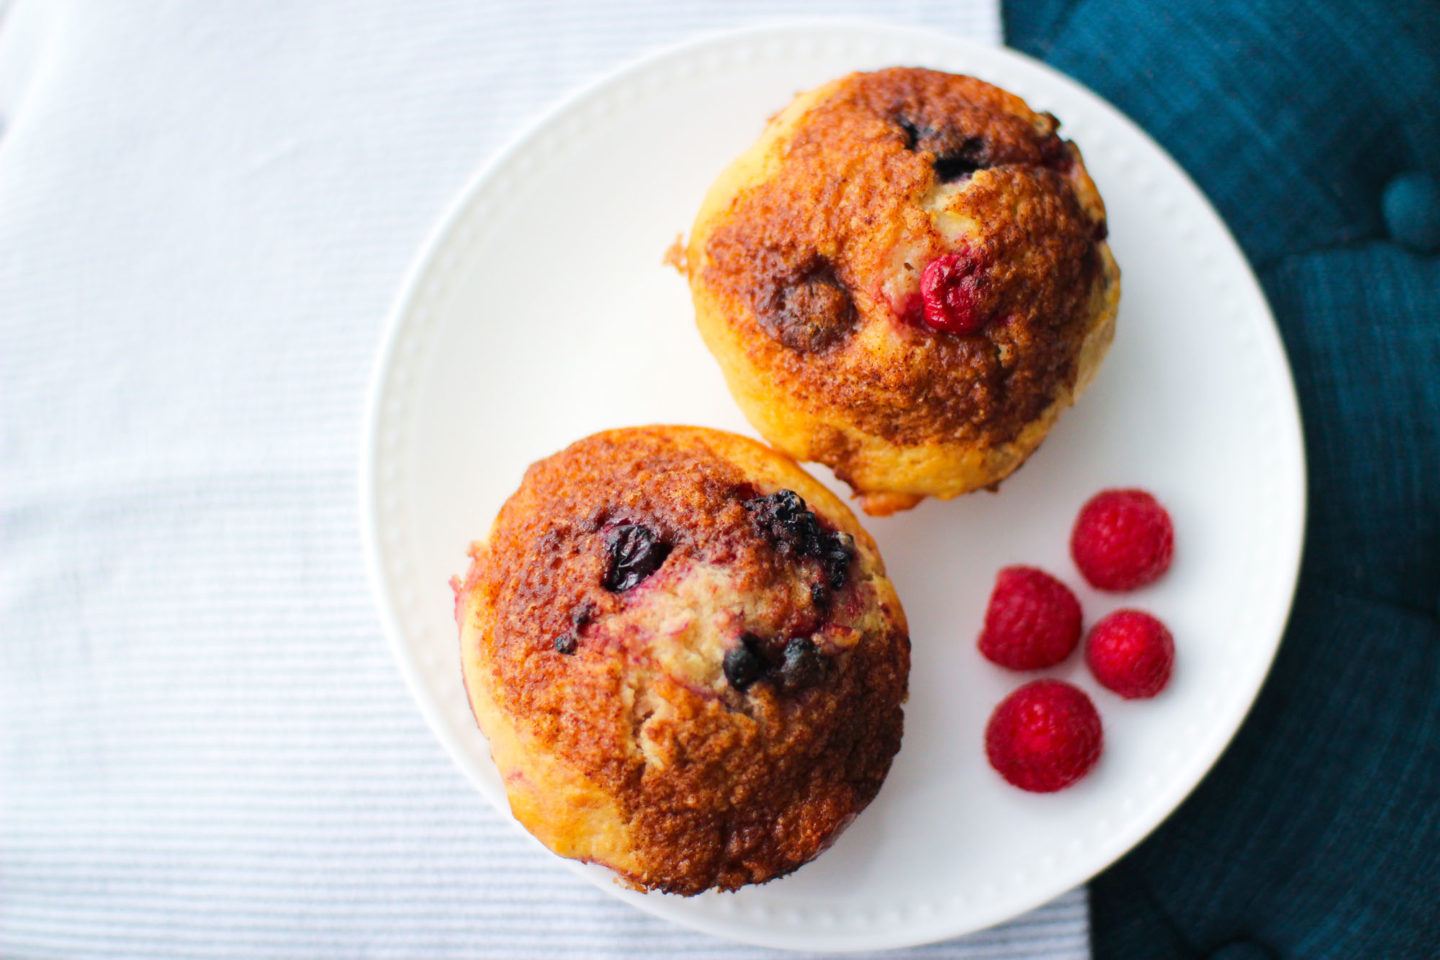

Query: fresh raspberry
978;566;1083;670
985;680;1103;792
1085;609;1174;698
1070;489;1174;591
919;249;988;335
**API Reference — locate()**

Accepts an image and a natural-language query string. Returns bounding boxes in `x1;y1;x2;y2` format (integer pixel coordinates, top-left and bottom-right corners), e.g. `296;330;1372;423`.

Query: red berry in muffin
919;249;989;334
978;566;1083;670
1071;489;1174;591
1085;609;1174;698
985;680;1103;792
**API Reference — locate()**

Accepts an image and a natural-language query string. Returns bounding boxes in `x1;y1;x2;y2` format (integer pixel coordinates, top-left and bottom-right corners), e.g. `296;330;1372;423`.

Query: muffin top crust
690;67;1113;453
455;426;909;894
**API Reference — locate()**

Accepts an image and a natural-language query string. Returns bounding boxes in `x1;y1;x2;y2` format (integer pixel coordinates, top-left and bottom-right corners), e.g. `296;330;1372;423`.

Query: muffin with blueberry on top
681;67;1119;515
453;425;909;895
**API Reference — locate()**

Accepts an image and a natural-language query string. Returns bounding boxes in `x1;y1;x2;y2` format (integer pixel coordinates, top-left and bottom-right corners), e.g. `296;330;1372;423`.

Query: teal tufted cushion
1006;1;1440;957
1383;173;1440;253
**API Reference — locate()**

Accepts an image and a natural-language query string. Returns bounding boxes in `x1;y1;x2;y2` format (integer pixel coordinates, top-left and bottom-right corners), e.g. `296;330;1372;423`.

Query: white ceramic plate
362;21;1305;952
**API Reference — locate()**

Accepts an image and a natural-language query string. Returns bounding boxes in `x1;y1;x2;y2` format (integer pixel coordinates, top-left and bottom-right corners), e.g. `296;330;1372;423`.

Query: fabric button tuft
1382;172;1440;253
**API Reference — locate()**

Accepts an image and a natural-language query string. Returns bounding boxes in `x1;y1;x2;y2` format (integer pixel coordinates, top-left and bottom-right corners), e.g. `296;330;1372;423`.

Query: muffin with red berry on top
680;67;1119;515
453;425;909;895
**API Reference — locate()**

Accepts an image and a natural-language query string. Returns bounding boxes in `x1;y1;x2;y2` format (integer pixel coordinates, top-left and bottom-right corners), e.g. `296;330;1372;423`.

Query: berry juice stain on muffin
453;426;910;895
680;68;1120;515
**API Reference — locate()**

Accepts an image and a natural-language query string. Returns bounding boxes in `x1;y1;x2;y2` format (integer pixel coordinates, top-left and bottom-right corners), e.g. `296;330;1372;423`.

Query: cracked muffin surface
683;67;1120;515
453;426;909;895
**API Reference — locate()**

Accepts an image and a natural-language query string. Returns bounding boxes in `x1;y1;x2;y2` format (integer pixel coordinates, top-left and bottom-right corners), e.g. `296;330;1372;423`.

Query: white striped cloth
0;1;1089;957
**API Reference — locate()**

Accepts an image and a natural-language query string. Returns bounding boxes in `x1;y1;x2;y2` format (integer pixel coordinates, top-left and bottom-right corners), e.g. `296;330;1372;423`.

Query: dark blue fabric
1004;1;1440;957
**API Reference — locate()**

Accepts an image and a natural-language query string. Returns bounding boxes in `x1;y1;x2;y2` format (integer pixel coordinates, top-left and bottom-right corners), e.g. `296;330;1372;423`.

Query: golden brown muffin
453;426;909;895
681;68;1120;515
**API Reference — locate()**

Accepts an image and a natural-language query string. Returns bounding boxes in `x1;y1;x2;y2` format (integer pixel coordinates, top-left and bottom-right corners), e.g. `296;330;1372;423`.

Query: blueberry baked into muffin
682;68;1120;515
453;426;909;895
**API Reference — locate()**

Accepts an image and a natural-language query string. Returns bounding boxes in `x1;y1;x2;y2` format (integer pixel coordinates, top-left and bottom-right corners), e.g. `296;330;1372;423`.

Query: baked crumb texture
454;426;910;895
685;68;1120;514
